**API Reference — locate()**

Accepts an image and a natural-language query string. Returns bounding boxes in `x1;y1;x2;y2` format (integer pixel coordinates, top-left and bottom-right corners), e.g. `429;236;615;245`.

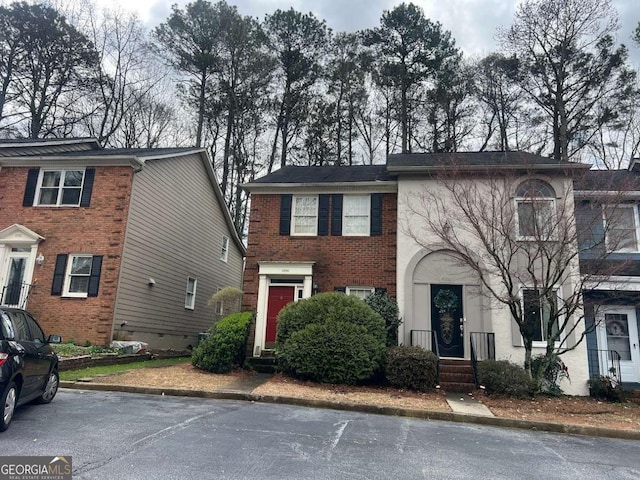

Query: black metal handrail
587;348;622;385
470;332;496;387
1;281;33;309
410;329;441;382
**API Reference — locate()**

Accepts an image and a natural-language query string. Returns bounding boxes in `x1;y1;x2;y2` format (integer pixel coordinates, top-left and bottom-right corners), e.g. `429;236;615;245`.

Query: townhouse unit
0;138;244;349
242;152;593;395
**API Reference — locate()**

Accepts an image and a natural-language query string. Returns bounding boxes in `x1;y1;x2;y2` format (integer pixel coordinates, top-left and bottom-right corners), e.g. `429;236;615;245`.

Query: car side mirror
47;335;62;344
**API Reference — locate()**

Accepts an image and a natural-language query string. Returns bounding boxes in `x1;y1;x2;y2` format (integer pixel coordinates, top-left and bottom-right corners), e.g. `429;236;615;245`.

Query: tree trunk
196;71;207;148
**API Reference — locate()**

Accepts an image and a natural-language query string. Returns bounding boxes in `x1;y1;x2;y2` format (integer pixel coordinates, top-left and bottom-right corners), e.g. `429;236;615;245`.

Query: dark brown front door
431;284;464;358
266;286;295;344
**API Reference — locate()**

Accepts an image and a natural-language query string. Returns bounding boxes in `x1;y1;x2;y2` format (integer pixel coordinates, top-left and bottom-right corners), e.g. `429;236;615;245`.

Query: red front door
266;286;295;344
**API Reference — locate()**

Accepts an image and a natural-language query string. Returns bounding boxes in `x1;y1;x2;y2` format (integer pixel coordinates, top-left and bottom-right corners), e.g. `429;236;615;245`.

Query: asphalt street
2;390;639;480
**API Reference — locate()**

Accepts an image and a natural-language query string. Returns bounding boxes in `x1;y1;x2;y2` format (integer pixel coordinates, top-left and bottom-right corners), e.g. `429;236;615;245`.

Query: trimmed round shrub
192;312;253;373
477;360;535;398
365;291;402;347
277;292;386;346
276;293;386;384
278;321;385;385
385;346;437;391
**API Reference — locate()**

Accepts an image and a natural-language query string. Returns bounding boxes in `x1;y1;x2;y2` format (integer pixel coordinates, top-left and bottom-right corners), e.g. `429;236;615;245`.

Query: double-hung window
343;195;370;236
515;179;556;240
522;288;559;343
63;255;93;297
185;277;197;310
604;205;640;252
291;195;318;236
37;169;85;206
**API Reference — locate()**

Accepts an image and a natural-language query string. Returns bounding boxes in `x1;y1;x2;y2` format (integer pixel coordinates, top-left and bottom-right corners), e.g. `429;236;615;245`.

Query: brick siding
0;166;133;345
242;192;397;313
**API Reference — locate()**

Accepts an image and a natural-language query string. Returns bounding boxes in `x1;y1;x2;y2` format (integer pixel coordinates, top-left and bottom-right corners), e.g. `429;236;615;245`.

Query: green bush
278;321;385;384
365;291;402;347
385;346;438;391
588;376;628;402
277;292;386;346
192;312;253;373
276;293;386;384
477;360;535;398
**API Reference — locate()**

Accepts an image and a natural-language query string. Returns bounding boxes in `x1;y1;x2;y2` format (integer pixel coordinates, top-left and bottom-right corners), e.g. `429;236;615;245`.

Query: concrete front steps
247;351;278;374
438;359;476;393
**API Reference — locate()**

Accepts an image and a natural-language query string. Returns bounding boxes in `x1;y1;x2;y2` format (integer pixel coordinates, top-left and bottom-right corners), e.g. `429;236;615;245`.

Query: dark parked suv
0;308;61;431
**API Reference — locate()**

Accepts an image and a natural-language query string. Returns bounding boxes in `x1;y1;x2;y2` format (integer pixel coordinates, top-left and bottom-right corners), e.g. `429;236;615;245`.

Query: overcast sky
102;0;640;66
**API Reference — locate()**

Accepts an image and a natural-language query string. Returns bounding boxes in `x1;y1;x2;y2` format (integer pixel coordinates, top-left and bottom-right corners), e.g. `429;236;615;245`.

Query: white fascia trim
0;155;144;169
136;149;204;161
584;275;640;291
242;182;397;194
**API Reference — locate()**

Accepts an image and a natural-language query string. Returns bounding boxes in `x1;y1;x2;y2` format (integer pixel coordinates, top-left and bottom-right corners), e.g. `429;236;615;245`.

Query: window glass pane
344;196;369;215
61;188;81;205
344;217;368;235
518;202;535;237
523;289;542;341
71;256;92;275
25;315;45;343
64;171;84;187
294;216;316;234
39;188;59;205
606;207;638;251
1;313;15;339
294;196;317;216
41;171;61;188
10;312;31;341
605;313;631;361
348;287;373;300
69;277;89;293
518;201;553;238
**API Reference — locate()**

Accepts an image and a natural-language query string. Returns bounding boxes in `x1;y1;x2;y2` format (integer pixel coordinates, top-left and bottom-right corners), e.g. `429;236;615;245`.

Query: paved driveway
2;390;639;479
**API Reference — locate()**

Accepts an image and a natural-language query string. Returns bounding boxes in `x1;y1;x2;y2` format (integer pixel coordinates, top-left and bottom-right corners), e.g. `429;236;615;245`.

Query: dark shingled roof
249;165;393;184
7;147;199;158
387;151;582;168
0;137;94;144
574;169;640;191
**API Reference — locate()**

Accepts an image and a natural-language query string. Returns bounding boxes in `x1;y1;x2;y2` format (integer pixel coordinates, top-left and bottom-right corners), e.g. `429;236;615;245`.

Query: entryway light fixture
35;253;45;265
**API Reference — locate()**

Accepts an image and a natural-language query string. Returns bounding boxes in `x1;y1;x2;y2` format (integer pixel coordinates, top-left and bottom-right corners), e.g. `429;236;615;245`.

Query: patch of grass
60;357;189;382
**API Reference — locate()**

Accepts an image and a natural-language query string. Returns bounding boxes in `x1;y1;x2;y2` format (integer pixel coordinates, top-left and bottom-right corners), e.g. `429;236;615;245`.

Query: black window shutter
334;287;346;293
87;256;103;297
318;194;329;236
279;194;292;235
51;254;68;296
371;193;383;236
80;168;95;207
331;194;343;236
23;168;40;206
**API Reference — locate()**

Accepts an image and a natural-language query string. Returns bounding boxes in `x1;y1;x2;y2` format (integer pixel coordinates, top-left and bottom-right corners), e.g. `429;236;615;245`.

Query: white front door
1;249;31;307
598;307;640;383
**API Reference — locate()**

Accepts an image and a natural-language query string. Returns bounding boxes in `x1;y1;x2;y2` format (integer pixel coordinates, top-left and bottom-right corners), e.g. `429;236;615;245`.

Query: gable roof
387;151;590;172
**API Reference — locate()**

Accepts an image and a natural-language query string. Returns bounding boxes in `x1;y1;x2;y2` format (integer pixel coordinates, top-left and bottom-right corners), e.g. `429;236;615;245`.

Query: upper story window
36;169;85;206
291;195;318;236
221;235;229;262
343;196;371;236
604;204;640;252
515;179;556;240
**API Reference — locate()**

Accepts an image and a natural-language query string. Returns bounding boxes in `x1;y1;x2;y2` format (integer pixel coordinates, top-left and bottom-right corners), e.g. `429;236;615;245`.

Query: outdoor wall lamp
35;253;45;265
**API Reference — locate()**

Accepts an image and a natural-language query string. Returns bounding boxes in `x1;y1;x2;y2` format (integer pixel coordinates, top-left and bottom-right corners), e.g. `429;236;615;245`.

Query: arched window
515;179;556;239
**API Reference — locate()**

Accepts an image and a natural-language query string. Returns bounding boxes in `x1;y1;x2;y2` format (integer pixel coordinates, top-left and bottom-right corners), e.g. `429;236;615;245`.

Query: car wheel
34;370;59;405
1;382;17;432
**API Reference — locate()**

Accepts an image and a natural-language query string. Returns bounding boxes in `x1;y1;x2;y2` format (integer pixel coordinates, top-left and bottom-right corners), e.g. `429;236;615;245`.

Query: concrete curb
60;382;640;441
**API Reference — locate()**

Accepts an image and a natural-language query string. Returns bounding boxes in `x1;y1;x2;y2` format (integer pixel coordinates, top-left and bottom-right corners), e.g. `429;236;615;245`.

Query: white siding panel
113;153;244;347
